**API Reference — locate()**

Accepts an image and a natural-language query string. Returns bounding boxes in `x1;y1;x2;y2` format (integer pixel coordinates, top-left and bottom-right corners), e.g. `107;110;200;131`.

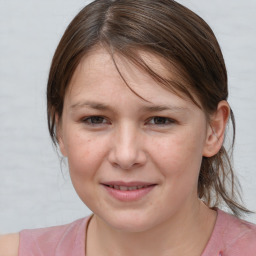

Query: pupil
154;117;166;124
91;117;103;123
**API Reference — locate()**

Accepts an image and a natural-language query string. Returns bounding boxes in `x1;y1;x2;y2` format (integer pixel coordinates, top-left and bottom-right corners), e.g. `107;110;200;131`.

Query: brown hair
47;0;250;216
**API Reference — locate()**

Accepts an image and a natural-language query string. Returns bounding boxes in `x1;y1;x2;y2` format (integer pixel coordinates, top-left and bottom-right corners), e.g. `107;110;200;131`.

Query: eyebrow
70;101;188;112
70;101;110;111
140;105;187;112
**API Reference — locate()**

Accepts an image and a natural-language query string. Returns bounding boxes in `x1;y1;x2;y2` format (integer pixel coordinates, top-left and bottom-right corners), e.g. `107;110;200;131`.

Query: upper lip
101;181;156;187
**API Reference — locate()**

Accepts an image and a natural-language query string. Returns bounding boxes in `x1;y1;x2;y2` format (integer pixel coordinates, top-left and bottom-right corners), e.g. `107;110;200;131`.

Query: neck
86;200;217;256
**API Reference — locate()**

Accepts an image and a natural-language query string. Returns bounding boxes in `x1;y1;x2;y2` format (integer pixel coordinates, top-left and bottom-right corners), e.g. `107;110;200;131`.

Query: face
58;47;211;232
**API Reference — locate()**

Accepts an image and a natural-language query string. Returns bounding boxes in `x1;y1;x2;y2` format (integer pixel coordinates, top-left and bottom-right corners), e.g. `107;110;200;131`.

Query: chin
99;211;158;233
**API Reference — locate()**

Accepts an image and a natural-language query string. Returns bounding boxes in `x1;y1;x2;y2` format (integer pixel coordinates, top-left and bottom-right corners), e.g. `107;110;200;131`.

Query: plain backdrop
0;0;255;233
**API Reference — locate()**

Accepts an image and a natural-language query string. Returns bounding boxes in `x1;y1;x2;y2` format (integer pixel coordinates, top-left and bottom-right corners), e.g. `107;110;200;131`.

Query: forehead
65;46;198;109
70;47;169;85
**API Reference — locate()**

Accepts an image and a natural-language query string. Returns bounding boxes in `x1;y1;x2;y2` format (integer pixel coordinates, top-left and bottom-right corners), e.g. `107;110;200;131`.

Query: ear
55;115;67;157
203;101;230;157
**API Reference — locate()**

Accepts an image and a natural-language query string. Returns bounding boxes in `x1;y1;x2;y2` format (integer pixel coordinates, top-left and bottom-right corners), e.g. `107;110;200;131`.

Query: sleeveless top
19;209;256;256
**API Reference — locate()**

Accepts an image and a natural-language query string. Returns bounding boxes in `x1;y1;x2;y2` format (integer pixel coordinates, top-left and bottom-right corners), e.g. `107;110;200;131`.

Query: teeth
128;186;137;191
108;185;149;191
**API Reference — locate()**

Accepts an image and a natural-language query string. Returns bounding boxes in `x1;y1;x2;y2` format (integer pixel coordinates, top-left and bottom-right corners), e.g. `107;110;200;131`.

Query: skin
0;47;229;256
0;234;19;256
58;47;229;256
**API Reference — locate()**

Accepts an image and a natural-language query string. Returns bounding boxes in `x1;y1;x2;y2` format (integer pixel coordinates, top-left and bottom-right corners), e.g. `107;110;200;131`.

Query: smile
105;185;150;191
101;182;156;202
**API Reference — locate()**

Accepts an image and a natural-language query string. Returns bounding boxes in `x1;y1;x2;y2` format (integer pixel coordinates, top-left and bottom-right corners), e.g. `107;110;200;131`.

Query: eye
147;116;175;125
82;116;108;125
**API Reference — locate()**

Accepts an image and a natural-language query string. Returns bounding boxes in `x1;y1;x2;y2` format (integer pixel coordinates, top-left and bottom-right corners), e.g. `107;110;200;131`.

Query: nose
108;123;147;170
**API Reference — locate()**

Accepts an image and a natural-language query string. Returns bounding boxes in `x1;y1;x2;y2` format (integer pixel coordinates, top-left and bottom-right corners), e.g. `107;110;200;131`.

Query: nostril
112;162;136;170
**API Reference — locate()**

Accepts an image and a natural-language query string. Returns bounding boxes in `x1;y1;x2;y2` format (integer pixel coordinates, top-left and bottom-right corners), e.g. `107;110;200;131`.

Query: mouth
101;182;157;201
104;184;154;191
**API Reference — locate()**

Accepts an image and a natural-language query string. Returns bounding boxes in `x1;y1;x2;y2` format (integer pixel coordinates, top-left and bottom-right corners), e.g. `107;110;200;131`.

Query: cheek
149;131;205;192
64;131;107;178
64;132;109;206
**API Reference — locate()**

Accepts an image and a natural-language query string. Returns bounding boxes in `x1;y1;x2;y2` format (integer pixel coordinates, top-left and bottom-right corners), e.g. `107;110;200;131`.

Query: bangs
101;42;201;108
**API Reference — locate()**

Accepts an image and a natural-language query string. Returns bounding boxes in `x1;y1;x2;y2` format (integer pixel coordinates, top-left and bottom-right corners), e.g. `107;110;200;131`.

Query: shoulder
217;209;256;254
20;216;87;240
0;233;19;256
19;216;91;255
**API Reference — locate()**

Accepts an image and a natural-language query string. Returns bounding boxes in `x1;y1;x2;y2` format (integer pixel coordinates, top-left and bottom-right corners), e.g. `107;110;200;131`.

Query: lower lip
103;185;156;202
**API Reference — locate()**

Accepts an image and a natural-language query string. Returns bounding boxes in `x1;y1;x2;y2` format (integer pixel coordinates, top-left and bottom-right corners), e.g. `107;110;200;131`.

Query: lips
105;184;152;191
102;181;155;189
101;181;156;201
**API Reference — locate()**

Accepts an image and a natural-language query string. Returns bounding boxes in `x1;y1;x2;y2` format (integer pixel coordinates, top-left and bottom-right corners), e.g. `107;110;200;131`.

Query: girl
1;0;256;255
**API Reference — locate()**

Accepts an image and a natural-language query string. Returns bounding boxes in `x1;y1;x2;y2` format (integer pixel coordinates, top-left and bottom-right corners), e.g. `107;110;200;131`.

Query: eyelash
82;116;109;125
82;116;175;126
146;116;175;126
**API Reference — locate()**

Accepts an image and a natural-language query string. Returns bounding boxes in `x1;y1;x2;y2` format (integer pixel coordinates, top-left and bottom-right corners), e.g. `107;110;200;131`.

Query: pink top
19;209;256;256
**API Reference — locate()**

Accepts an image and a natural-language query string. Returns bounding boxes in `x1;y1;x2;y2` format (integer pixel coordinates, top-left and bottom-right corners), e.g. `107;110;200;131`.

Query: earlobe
203;101;230;157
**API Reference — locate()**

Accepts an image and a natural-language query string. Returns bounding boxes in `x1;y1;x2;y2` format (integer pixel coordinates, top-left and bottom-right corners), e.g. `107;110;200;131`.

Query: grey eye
84;116;106;124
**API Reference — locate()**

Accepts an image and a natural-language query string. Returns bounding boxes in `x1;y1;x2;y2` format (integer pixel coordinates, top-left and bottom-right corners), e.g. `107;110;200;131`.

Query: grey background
0;0;255;234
